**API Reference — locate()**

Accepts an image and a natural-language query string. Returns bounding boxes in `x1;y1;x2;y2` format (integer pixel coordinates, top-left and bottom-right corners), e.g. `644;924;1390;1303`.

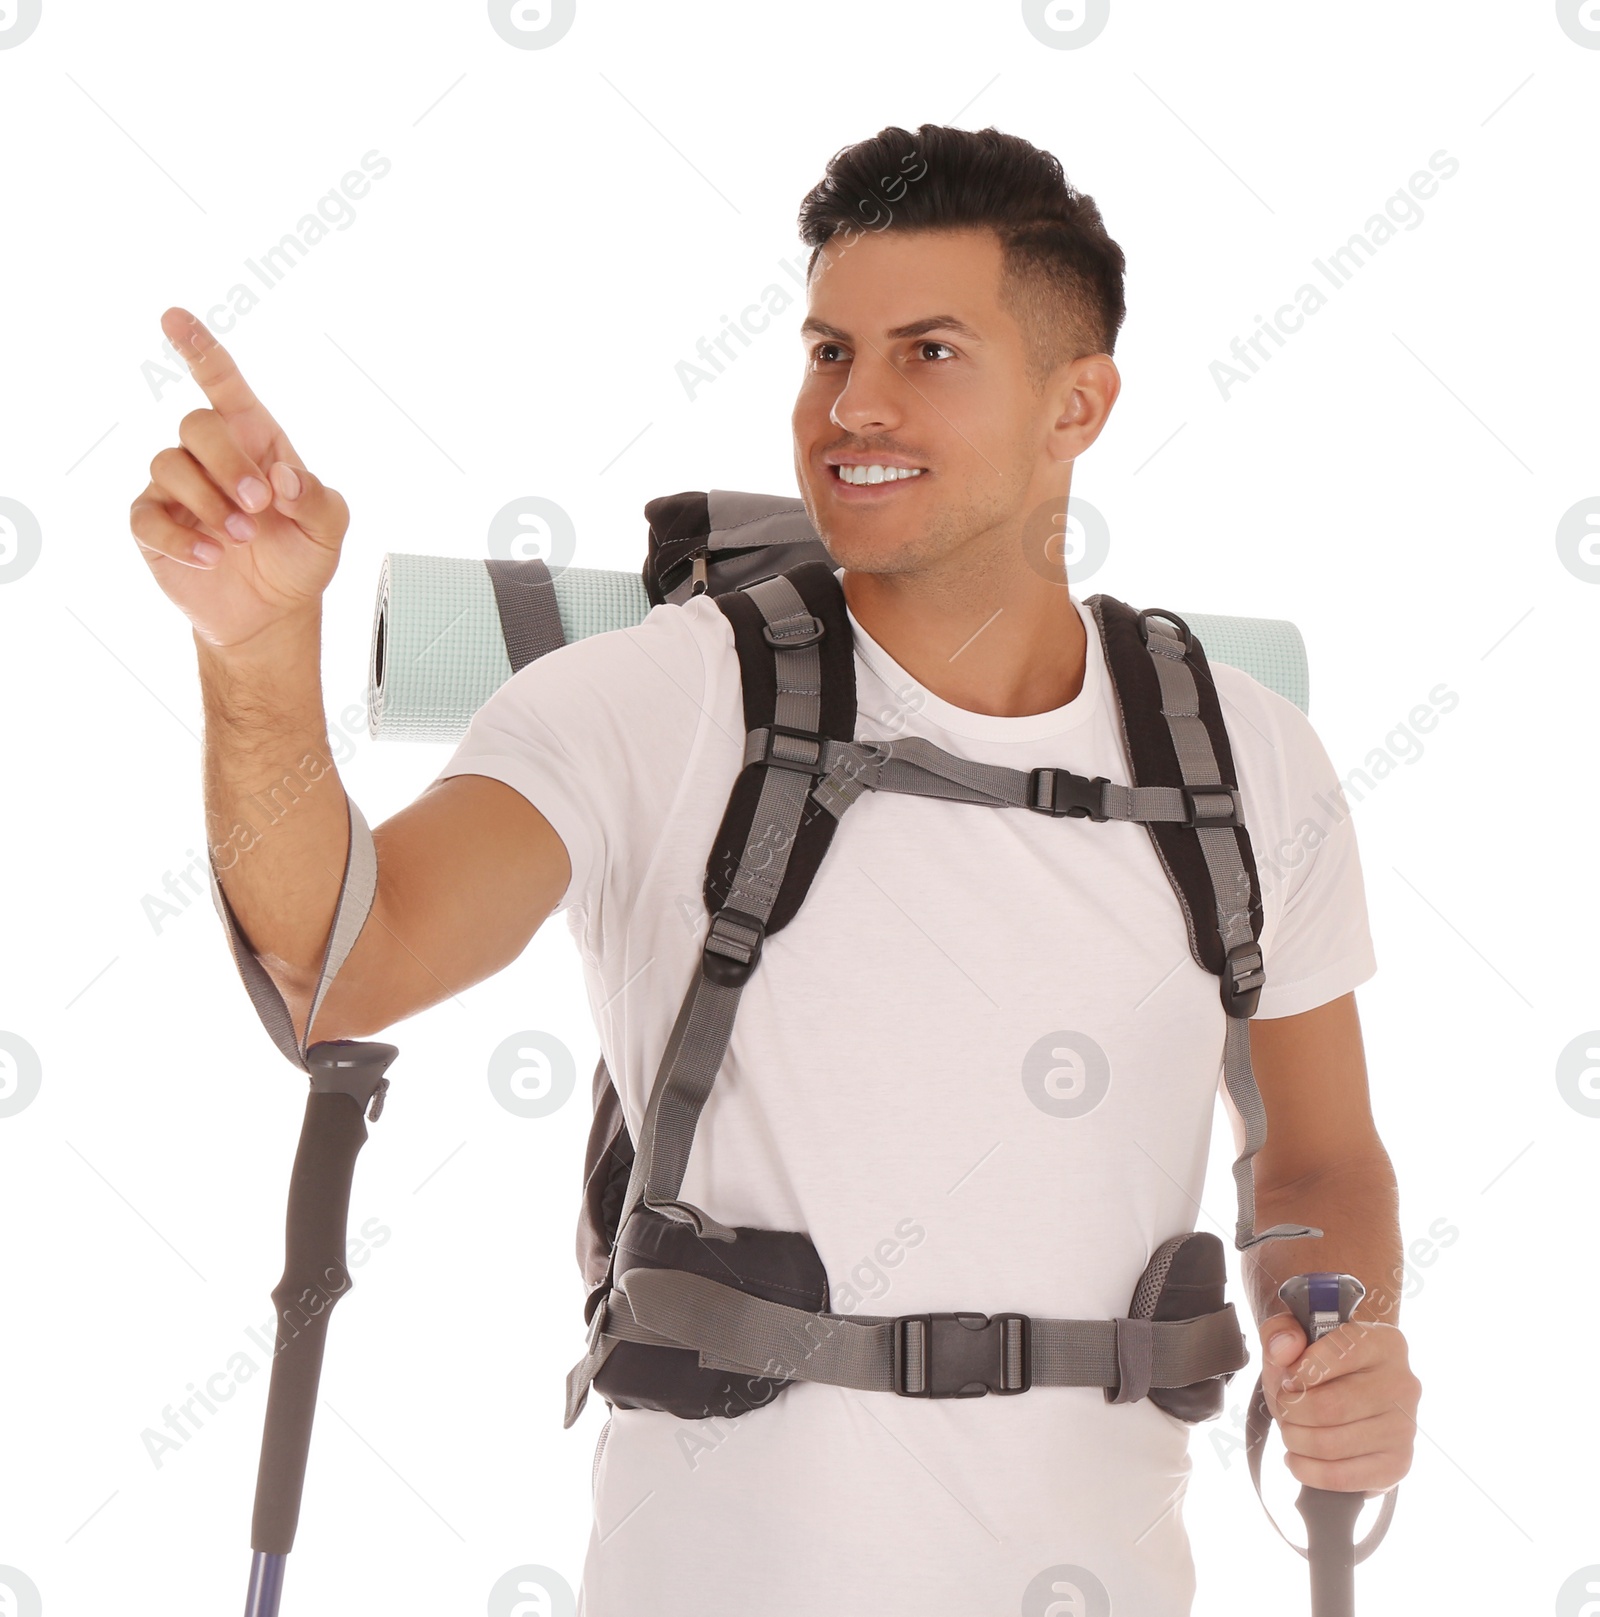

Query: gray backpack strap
485;555;567;673
785;731;1243;829
206;794;379;1073
563;566;863;1428
605;1267;1247;1397
1092;599;1321;1254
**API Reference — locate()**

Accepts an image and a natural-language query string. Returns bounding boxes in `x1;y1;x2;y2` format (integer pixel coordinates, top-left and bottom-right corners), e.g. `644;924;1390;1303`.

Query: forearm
1243;1147;1403;1330
197;604;350;1039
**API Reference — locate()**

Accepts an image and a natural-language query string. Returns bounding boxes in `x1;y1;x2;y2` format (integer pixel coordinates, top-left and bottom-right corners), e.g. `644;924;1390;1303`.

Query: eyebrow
799;314;986;344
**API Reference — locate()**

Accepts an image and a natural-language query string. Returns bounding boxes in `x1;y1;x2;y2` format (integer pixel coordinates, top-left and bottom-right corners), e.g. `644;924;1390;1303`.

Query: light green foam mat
367;553;1308;743
1185;612;1309;715
367;555;653;742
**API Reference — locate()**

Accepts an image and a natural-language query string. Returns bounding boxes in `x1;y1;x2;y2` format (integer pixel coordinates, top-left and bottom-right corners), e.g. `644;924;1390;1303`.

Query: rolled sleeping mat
366;553;1309;743
368;554;651;743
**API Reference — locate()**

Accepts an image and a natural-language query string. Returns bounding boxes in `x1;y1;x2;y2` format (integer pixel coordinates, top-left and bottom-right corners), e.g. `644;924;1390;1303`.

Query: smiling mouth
831;464;927;486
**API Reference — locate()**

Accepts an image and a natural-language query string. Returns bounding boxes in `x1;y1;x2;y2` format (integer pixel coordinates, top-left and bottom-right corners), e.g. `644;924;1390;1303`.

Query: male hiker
129;123;1419;1614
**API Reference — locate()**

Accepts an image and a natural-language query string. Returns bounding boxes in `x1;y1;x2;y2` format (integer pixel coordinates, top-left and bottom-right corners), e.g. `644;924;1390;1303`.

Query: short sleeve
1220;677;1378;1020
429;598;714;940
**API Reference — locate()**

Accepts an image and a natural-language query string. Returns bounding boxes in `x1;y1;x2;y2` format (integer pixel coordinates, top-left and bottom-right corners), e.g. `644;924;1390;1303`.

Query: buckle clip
702;907;766;988
892;1312;1032;1397
1181;785;1243;829
758;723;830;777
761;612;825;649
1221;940;1265;1018
1027;767;1109;821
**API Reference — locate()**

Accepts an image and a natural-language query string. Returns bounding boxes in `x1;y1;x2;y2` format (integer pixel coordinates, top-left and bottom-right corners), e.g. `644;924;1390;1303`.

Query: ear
1046;352;1121;463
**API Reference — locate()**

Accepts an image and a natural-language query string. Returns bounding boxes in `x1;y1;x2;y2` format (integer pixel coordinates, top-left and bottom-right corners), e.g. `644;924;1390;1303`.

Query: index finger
161;307;299;467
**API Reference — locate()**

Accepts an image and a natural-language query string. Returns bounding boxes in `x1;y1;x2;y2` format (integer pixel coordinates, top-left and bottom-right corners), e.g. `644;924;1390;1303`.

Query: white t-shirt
434;576;1376;1617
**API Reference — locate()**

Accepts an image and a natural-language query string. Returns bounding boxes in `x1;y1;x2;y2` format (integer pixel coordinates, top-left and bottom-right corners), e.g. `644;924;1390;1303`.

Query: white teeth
836;464;924;485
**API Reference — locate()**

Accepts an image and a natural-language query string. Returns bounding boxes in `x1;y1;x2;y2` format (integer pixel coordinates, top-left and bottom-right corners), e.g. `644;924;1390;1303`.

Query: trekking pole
1276;1273;1383;1617
242;1039;399;1617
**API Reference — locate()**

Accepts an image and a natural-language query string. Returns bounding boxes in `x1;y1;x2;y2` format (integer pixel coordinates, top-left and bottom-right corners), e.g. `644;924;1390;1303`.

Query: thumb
1261;1312;1306;1368
268;460;349;547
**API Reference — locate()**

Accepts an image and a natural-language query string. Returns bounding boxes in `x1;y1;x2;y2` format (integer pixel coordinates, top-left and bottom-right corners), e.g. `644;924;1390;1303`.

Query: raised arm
132;309;570;1050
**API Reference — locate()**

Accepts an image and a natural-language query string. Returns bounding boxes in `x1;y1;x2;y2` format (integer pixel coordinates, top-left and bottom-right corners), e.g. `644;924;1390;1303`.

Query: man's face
791;225;1096;579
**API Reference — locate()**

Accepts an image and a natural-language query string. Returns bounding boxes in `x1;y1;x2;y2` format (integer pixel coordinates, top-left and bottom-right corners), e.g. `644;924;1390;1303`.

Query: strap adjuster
892;1312;1032;1397
757;723;830;777
1181;785;1243;829
702;907;766;987
1027;767;1109;821
1221;940;1265;1018
761;612;825;649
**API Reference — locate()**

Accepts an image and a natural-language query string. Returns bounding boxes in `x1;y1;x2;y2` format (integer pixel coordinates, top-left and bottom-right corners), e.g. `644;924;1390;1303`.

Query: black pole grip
249;1041;397;1556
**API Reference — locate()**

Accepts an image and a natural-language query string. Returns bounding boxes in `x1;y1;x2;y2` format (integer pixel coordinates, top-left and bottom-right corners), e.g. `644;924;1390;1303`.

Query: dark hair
796;123;1126;392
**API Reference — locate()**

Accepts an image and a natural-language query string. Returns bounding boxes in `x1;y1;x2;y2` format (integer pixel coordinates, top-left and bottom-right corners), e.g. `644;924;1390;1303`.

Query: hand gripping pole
244;1039;398;1617
1246;1273;1399;1617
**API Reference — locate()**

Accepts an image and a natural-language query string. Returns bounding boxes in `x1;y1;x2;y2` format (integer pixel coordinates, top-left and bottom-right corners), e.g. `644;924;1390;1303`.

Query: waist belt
579;1266;1247;1405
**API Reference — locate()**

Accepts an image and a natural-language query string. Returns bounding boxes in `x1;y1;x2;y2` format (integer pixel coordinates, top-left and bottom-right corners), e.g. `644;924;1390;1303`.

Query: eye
918;340;956;362
812;341;847;365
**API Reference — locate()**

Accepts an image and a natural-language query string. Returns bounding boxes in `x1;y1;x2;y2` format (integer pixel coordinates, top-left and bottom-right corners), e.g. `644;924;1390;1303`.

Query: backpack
562;488;1319;1431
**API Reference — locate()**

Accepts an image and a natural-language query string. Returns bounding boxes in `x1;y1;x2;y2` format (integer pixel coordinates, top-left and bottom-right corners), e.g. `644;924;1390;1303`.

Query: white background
1;1;1596;1612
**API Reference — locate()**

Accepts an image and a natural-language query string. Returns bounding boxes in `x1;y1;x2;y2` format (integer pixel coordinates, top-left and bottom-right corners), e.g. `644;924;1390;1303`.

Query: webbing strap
485;555;567;674
603;1267;1247;1394
206;794;379;1073
563;574;870;1428
756;730;1242;827
1243;1368;1399;1561
1138;616;1320;1254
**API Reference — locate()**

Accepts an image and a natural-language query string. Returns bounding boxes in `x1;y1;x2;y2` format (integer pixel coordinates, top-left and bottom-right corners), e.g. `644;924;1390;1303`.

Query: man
130;122;1419;1614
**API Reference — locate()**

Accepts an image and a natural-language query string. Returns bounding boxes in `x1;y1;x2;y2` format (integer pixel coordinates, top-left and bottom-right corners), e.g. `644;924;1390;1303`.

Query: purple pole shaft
243;1550;286;1617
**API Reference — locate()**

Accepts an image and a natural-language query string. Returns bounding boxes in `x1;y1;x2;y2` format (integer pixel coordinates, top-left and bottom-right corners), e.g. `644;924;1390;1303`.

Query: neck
840;560;1088;719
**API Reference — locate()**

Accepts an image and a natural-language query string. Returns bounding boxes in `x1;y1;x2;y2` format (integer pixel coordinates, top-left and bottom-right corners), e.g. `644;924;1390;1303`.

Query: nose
828;347;907;439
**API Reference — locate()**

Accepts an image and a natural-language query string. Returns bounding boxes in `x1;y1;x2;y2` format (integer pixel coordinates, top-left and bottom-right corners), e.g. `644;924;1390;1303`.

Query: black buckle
892;1312;1032;1397
758;723;830;777
702;907;766;987
1027;767;1109;821
1221;940;1265;1018
1181;785;1243;829
761;612;825;649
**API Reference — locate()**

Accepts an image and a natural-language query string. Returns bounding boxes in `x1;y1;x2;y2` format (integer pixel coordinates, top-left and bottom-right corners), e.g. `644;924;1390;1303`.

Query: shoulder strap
563;561;861;1426
1089;595;1319;1254
704;559;856;934
1088;595;1262;975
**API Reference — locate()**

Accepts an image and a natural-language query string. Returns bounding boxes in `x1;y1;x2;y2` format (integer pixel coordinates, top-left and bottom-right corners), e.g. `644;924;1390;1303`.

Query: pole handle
1279;1273;1397;1616
247;1042;398;1561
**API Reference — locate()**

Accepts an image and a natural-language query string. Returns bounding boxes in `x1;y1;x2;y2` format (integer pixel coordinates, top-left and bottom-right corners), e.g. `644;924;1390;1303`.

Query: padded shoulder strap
704;558;856;936
1089;594;1263;976
1091;595;1319;1252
